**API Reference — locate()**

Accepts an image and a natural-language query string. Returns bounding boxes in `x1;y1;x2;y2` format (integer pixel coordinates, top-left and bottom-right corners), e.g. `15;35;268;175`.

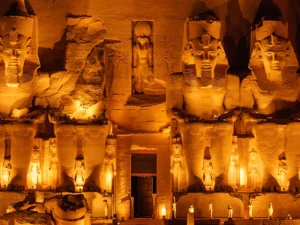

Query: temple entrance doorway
131;154;157;218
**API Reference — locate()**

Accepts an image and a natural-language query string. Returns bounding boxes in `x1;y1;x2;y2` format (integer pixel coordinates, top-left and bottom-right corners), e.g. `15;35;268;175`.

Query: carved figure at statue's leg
171;135;183;192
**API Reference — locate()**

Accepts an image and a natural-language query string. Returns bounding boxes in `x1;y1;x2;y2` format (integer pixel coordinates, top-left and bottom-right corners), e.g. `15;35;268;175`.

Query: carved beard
201;69;212;78
266;69;283;83
6;62;20;85
200;68;213;87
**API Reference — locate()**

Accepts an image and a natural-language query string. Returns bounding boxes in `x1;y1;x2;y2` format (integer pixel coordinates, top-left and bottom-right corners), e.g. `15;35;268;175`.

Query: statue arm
148;45;153;68
133;45;138;69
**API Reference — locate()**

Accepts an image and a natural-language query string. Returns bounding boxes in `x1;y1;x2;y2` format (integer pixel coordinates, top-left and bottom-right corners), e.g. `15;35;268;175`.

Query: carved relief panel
132;21;166;96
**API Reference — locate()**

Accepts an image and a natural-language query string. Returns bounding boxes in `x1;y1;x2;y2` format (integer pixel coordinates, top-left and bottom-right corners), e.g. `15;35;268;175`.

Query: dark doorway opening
131;176;156;218
131;153;157;218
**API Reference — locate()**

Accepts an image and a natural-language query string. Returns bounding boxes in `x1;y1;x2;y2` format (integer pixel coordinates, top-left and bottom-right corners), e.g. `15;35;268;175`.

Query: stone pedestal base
224;219;300;225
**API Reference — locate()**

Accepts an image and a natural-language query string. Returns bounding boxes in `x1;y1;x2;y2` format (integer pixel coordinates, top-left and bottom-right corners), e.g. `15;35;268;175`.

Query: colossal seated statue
167;15;239;120
0;0;40;117
241;18;299;118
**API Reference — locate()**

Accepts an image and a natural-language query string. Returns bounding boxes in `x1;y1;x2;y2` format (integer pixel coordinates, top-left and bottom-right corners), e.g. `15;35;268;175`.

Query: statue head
182;18;228;87
0;1;39;87
32;147;40;160
50;139;56;153
172;134;182;155
250;19;297;83
75;159;84;167
249;151;257;161
0;28;31;86
134;21;151;48
134;21;151;38
3;158;11;168
106;138;116;156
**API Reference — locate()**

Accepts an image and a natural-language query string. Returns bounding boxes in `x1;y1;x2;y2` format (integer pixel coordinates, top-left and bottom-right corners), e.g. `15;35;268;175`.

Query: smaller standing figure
278;158;288;191
172;196;177;219
203;157;214;190
189;205;194;213
2;159;11;188
74;158;85;188
248;200;253;219
268;203;273;219
103;200;108;219
209;202;213;219
228;205;233;219
228;137;239;187
171;135;183;192
248;150;260;189
30;146;41;188
49;140;59;189
103;139;116;193
187;205;194;225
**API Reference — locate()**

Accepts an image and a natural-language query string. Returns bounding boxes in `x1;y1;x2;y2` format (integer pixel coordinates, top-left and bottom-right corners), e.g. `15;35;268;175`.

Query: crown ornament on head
253;18;288;41
9;28;20;45
5;0;30;17
186;18;221;42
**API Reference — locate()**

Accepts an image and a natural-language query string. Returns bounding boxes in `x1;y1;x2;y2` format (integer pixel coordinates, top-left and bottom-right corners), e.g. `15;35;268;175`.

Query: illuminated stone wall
1;0;300;222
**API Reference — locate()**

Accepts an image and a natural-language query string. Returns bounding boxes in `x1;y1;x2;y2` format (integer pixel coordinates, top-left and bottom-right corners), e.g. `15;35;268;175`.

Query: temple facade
1;0;300;223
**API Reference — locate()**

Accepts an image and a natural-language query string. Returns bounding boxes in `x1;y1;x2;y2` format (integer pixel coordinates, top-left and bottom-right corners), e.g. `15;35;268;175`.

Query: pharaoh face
258;34;288;82
190;34;219;79
0;28;31;86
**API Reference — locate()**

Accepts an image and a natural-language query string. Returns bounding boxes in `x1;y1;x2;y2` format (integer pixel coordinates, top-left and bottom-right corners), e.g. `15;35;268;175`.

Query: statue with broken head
167;14;239;121
241;18;299;119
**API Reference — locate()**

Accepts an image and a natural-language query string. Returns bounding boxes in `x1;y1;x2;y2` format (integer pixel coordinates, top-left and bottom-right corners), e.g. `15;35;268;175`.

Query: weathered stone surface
2;0;300;222
66;17;106;44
